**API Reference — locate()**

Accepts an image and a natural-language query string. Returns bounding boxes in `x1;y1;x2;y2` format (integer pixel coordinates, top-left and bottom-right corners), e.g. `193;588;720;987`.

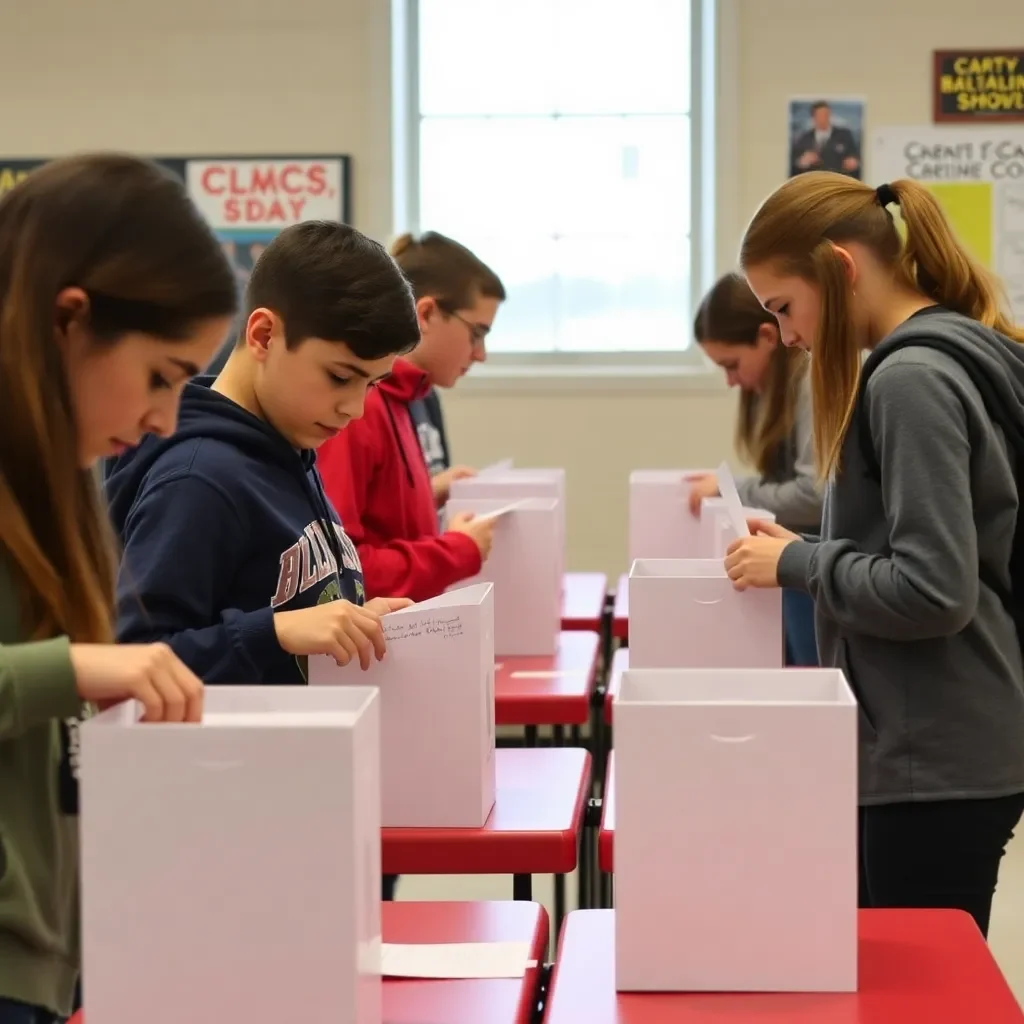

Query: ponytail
390;232;416;259
891;179;1024;343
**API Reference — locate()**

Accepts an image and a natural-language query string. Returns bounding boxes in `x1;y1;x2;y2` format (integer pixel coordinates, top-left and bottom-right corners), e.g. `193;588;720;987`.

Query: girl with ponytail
724;170;1024;936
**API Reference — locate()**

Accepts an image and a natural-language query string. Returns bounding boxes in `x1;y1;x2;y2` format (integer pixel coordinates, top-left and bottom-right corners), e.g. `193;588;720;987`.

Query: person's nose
726;370;740;388
780;326;801;348
338;385;368;422
141;401;179;440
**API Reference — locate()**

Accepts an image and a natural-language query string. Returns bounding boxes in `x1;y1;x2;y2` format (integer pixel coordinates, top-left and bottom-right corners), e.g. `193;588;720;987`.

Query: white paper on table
380;941;536;979
475;500;527;523
716;462;749;538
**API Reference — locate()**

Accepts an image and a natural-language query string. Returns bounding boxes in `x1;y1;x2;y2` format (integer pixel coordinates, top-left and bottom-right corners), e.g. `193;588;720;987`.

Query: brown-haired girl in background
724;170;1024;936
0;154;238;1023
688;272;821;665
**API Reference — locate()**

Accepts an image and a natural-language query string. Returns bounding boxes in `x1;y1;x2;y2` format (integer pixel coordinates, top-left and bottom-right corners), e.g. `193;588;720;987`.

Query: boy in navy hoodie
106;221;421;687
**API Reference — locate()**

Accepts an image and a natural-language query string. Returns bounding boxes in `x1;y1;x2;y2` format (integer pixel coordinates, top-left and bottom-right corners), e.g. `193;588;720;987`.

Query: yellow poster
872;127;1024;321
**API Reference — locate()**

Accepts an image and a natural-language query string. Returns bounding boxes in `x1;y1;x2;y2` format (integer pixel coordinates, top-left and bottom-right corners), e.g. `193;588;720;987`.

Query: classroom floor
400;814;1024;1005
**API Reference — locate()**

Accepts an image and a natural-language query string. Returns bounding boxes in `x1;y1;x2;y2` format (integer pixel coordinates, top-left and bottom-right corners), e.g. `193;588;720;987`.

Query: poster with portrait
788;98;866;180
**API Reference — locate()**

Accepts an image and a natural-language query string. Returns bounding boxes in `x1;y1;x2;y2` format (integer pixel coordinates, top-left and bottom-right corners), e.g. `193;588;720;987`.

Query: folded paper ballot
715;461;750;538
475;499;528;522
380;941;536;979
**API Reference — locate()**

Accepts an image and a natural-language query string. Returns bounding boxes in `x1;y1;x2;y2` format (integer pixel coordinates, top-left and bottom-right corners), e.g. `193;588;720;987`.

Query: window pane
457;235;559;354
554;233;691;352
554;0;691;115
552;115;690;236
418;0;557;116
419;117;557;238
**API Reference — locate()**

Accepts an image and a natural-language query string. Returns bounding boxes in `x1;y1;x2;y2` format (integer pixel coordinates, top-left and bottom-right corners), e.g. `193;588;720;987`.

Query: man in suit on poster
790;101;861;179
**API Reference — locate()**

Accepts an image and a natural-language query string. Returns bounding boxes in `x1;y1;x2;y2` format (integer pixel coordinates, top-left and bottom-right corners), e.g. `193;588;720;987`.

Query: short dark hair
390;232;506;309
245;222;420;360
810;101;830;114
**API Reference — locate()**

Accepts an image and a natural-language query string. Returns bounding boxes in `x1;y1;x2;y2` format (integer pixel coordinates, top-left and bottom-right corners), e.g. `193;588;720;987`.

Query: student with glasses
318;232;506;604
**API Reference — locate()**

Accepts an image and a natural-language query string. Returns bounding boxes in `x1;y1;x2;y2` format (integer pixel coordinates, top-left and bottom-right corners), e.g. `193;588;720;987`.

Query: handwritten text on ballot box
628;558;784;668
446;496;561;656
614;668;858;993
629;469;714;562
450;467;566;579
79;687;382;1024
311;583;497;828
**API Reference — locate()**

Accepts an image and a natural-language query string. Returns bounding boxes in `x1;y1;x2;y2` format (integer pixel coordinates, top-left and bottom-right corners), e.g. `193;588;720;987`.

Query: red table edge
495;632;603;727
70;902;552;1024
382;751;592;876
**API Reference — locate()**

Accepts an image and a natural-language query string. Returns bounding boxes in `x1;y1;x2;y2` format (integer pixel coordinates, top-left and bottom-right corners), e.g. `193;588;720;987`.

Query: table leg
571;725;582;745
553;724;565;746
554;873;566;935
525;725;538;747
513;873;532;900
601;871;614;909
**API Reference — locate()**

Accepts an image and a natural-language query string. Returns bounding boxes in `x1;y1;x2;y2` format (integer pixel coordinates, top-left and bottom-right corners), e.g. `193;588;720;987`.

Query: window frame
392;0;734;387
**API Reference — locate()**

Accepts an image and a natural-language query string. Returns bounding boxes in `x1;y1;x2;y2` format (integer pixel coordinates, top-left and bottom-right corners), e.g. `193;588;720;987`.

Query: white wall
4;0;1016;575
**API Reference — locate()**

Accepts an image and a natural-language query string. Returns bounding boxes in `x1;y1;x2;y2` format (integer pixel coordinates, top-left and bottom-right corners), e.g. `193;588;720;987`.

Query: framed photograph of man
788;97;865;180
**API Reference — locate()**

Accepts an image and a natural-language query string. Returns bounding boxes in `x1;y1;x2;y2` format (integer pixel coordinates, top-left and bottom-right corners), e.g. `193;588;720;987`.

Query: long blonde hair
694;272;808;476
739;172;1024;480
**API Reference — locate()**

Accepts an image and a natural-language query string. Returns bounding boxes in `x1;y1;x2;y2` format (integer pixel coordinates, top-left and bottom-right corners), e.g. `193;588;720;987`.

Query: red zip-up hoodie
317;357;482;602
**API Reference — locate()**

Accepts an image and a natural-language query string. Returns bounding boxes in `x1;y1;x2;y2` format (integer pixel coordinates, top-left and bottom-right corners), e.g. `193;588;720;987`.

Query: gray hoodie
777;307;1024;805
736;370;822;533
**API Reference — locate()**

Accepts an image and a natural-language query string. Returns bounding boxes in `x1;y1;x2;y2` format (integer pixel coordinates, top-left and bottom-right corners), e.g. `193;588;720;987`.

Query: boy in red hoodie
318;233;505;601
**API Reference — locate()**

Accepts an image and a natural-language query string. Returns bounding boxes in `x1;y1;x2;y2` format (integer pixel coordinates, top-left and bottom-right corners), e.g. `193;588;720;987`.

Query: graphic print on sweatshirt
272;520;364;610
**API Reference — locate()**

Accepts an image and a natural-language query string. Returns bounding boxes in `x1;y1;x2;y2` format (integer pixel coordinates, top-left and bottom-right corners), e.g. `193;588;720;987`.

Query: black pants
859;792;1024;938
0;999;65;1024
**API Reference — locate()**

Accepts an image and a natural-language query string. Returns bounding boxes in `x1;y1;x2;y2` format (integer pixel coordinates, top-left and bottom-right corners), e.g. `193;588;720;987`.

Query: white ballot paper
475;500;527;523
380;941;536;979
716;461;749;538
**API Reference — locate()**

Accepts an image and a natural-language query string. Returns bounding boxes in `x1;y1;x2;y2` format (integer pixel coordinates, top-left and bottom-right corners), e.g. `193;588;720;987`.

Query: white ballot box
450;468;566;579
312;583;496;828
615;667;858;993
80;686;382;1024
628;558;783;669
446;497;561;656
629;469;713;562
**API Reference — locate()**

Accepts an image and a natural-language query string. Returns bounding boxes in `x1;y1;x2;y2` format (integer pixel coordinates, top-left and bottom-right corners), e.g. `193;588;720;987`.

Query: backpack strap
854;333;1024;613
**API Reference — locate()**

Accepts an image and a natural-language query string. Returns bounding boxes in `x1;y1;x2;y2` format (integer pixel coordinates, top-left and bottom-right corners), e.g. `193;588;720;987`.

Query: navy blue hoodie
105;377;366;685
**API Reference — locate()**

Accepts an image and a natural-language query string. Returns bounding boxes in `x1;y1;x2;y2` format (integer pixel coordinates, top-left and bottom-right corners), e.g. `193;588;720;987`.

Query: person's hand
448;510;496;561
723;519;801;591
432;465;477;507
685;472;720;516
842;155;860;172
364;597;415;616
274;600;386;670
798;150;820;169
69;643;204;723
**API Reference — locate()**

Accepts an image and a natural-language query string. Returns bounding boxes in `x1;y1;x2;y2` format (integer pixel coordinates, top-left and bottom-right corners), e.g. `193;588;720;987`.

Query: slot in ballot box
446;496;561;656
614;667;858;993
80;687;382;1024
628;558;783;669
311;583;496;828
629;469;714;561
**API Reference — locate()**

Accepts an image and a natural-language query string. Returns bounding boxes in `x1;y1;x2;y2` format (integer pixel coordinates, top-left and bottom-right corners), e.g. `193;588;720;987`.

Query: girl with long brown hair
724;170;1024;936
689;272;821;665
0;154;238;1023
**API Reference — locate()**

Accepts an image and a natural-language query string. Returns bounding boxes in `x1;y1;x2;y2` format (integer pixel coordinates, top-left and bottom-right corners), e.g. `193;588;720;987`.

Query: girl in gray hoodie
725;170;1024;938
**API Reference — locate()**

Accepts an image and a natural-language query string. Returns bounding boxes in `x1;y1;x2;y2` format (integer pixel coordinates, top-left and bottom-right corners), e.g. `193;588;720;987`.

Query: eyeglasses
446;308;489;349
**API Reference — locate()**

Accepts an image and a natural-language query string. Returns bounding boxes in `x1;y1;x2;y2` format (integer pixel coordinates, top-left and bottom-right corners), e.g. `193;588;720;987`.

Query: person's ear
416;296;439;332
830;243;858;287
244;308;278;363
755;322;779;349
54;286;92;352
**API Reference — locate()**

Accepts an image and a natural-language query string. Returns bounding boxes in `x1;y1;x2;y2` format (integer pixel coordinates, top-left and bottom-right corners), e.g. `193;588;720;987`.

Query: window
398;0;706;360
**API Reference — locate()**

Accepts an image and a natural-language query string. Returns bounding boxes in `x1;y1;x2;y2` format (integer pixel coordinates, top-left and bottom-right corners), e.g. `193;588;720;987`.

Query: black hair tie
875;183;898;208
